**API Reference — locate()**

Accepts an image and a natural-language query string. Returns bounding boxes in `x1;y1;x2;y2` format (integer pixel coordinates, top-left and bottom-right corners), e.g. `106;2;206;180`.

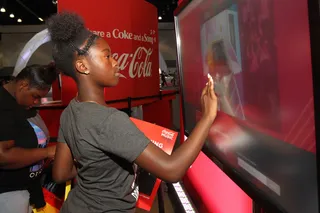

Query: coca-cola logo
161;129;175;140
112;47;153;79
89;28;156;79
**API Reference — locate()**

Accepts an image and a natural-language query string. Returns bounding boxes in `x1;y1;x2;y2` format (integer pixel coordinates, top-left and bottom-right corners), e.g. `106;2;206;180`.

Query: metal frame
174;0;320;213
307;0;320;211
174;11;187;136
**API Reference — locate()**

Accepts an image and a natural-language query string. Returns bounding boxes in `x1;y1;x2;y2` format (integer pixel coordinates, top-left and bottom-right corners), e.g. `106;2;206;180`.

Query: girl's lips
115;72;126;78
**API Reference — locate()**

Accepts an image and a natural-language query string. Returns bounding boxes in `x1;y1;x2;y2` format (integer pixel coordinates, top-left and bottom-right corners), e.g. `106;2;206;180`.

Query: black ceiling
0;0;178;25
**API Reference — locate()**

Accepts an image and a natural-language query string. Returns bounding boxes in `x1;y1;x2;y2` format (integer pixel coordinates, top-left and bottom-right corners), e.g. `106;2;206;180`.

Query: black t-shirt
0;86;40;193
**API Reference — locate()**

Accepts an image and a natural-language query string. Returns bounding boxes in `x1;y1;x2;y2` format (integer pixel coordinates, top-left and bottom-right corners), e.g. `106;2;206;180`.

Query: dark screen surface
175;0;319;212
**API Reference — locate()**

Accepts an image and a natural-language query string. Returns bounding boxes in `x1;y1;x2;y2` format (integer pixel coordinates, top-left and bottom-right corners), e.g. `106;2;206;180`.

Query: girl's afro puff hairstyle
46;12;93;79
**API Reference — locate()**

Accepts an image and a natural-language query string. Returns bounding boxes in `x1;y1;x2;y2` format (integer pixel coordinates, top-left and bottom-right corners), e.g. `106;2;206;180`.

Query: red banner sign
130;118;178;211
58;0;160;104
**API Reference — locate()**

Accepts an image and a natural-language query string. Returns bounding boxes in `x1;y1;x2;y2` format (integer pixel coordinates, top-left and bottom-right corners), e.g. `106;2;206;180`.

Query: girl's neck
77;81;106;105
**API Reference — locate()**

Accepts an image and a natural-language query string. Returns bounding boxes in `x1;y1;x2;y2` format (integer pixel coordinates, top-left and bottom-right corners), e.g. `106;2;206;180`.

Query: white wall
0;23;177;69
159;30;177;61
158;23;177;62
0;25;51;68
0;33;53;67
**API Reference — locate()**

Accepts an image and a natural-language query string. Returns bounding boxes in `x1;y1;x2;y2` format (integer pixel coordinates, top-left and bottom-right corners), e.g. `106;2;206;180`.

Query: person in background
161;70;168;87
0;64;57;213
48;12;217;213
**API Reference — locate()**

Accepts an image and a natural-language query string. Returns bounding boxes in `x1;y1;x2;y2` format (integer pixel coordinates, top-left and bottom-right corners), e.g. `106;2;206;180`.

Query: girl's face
76;38;120;87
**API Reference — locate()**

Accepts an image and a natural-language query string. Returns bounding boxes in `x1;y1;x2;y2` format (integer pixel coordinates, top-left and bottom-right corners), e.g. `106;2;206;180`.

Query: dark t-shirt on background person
0;86;46;208
26;109;50;208
58;99;150;213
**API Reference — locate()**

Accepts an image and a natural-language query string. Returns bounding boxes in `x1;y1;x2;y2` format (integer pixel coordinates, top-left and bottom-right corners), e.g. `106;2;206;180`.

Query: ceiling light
0;7;5;13
38;17;43;22
158;16;162;20
52;0;58;4
9;14;14;18
17;19;22;23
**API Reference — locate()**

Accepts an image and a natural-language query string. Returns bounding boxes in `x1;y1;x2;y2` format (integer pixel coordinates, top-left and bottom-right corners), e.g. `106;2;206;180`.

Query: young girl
48;12;217;213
